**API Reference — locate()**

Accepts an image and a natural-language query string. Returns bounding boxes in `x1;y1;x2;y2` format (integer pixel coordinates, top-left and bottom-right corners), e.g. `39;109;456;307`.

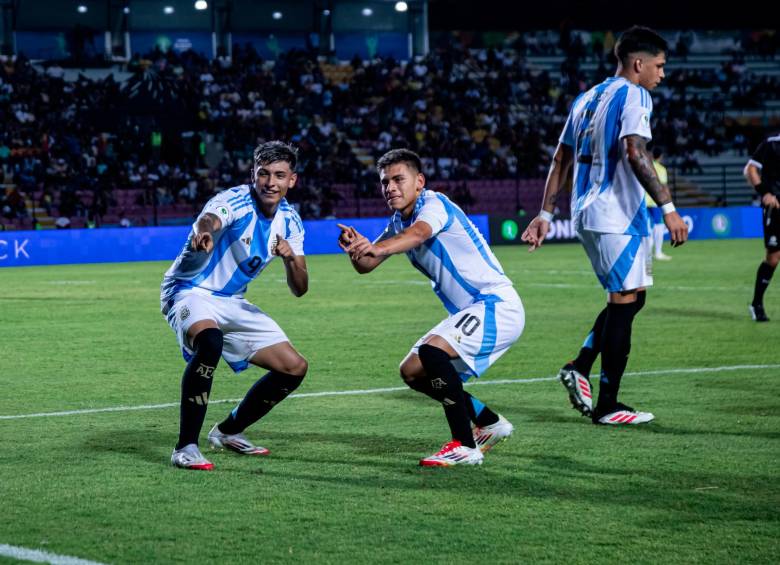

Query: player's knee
766;254;780;269
286;355;308;378
193;327;223;358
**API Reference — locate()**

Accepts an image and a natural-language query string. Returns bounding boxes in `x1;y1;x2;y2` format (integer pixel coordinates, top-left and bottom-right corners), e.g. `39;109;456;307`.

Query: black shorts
764;206;780;251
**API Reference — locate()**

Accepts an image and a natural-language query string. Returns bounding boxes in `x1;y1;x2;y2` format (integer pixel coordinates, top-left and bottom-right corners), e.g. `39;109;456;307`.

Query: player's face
379;162;425;218
637;52;666;90
254;160;297;214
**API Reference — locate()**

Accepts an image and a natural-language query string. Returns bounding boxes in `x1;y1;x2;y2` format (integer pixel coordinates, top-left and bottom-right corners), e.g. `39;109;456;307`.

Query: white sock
653;224;665;255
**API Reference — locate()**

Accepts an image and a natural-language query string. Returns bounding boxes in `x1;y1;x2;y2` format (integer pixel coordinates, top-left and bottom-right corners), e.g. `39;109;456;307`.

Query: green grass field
0;239;778;564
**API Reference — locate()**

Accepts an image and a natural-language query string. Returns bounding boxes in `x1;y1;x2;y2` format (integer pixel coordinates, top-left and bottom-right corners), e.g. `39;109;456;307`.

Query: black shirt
751;134;780;195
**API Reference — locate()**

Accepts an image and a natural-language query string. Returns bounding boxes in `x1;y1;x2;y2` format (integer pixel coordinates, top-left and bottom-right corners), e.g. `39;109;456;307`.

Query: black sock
412;344;476;448
594;302;636;420
177;328;223;450
634;290;647;315
752;262;775;307
573;307;607;377
464;391;500;427
218;371;304;434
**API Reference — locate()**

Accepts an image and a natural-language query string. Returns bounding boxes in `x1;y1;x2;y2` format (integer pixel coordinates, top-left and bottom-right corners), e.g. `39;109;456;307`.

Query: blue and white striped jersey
381;189;519;313
560;76;653;236
160;185;304;310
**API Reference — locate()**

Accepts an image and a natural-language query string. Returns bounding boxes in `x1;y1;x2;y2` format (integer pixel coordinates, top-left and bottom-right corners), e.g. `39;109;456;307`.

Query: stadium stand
0;27;778;230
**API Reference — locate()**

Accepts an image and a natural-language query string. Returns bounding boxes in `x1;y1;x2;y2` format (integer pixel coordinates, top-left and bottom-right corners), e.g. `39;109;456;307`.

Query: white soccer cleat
419;440;484;467
171;443;214;471
559;364;593;416
596;403;655;425
207;424;270;456
654;253;672;261
473;414;514;453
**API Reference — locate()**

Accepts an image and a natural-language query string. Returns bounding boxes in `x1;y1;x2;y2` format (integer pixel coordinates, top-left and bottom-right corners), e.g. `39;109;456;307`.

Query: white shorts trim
410;298;524;381
578;230;653;292
165;290;289;373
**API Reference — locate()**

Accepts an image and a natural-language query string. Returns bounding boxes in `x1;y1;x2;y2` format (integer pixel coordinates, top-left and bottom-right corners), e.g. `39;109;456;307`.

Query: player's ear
416;172;425;191
288;172;297;189
633;56;643;74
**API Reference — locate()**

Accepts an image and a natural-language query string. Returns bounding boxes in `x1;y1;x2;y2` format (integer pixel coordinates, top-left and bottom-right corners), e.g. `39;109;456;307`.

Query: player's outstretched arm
273;235;308;297
191;213;223;252
624;135;688;247
521;143;573;252
337;223;387;274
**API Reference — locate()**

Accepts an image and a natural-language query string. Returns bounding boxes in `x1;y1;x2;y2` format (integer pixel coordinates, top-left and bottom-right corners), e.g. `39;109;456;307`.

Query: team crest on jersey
242;236;252;246
180;306;190;321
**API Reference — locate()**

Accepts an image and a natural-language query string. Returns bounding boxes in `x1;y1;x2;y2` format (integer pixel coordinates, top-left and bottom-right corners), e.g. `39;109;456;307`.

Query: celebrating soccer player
521;26;688;425
161;141;309;470
338;148;524;466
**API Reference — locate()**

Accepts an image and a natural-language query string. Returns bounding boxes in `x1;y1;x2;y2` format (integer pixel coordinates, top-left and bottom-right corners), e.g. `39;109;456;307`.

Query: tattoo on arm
625;136;672;205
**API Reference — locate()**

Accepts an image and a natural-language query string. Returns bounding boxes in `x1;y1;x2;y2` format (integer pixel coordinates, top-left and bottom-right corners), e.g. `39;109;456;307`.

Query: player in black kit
744;134;780;322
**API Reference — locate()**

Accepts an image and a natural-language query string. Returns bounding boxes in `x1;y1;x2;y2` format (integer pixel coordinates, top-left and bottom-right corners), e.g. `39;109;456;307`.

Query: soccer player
161;141;309;470
744;133;780;322
521;26;688;425
338;148;524;466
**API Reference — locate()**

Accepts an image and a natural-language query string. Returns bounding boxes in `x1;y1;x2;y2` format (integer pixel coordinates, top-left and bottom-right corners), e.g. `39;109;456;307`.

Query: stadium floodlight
394;1;408;12
322;9;330;16
272;11;283;20
77;4;87;13
164;6;175;15
194;1;208;10
361;7;373;17
123;6;130;14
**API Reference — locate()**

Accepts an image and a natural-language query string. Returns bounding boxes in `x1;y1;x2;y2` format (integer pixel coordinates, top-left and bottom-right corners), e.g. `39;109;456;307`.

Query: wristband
539;210;554;223
660;202;676;215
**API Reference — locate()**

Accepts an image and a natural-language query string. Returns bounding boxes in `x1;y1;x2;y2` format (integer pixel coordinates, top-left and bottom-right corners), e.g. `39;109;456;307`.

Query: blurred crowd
1;27;778;228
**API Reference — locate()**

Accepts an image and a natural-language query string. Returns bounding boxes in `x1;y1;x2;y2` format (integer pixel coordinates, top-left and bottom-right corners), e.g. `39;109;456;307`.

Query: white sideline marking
0;363;778;422
0;543;106;565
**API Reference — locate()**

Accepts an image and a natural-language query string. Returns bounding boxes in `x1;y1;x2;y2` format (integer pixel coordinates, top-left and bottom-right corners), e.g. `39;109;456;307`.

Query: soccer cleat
749;304;770;322
419;440;484;467
654;253;672;261
594;403;654;425
171;444;214;471
207;424;270;456
473;414;514;453
559;363;593;416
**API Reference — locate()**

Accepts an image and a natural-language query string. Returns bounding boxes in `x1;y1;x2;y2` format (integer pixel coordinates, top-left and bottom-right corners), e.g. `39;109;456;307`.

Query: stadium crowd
1;28;777;228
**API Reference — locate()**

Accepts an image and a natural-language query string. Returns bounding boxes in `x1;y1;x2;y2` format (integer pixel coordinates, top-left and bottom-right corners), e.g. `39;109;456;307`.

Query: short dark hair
254;140;298;171
376;148;423;174
615;26;668;65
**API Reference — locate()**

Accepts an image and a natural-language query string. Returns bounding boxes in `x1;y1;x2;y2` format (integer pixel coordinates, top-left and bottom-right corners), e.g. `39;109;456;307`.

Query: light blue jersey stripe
189;214;253;287
474;299;498;375
425;238;481;300
598;85;629;195
437;194;504;276
597;236;642;291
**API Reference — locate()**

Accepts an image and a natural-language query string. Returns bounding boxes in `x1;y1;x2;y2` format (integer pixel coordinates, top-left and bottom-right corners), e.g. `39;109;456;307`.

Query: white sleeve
414;195;449;236
620;87;653;141
284;212;305;255
199;192;237;227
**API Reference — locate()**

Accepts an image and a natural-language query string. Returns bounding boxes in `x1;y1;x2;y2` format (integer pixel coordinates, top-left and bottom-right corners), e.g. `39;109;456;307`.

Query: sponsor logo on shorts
770;235;778;247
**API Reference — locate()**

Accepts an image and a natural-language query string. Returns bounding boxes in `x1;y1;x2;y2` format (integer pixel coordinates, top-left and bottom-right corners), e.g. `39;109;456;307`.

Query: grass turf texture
0;239;777;564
